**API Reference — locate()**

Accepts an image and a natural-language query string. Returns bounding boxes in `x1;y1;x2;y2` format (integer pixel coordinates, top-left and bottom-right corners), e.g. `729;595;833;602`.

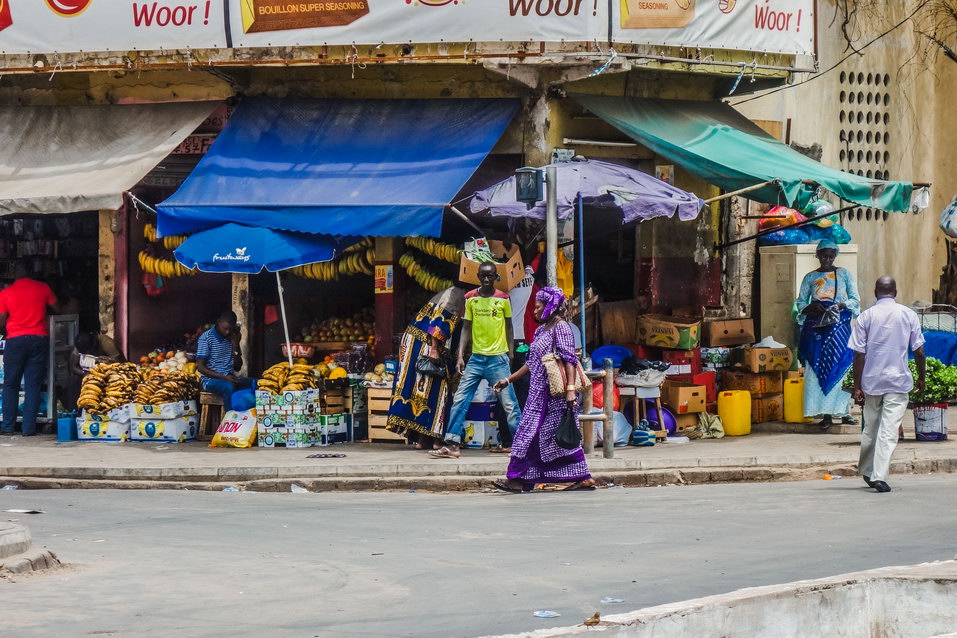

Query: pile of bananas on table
134;372;200;405
77;363;143;414
257;362;319;395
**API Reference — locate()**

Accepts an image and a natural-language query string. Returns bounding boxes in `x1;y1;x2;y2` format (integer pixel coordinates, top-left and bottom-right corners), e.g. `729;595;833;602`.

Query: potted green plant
908;357;957;441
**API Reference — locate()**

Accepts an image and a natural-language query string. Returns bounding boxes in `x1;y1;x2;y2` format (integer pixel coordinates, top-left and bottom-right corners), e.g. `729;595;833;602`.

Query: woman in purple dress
491;287;594;492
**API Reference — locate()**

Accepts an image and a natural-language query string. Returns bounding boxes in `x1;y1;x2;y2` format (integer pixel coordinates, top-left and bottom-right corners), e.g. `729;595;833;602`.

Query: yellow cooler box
718;390;751;436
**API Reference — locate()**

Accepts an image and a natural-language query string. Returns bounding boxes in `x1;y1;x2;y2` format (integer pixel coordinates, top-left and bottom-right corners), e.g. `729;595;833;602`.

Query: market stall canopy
469;158;704;222
573;96;915;213
173;223;357;274
157;97;519;239
0;102;217;216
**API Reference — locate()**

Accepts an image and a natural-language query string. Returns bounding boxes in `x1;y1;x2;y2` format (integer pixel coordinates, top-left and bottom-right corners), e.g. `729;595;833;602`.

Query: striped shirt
196;328;234;380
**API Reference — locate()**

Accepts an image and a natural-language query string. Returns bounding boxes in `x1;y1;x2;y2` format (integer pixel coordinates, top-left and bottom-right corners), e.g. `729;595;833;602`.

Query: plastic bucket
914;404;948;441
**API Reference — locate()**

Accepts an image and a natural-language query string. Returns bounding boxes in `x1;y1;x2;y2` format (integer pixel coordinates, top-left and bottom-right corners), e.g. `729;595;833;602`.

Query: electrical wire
730;0;931;107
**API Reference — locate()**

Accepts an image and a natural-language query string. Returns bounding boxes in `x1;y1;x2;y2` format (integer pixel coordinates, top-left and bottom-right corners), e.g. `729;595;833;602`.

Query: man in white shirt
849;277;926;493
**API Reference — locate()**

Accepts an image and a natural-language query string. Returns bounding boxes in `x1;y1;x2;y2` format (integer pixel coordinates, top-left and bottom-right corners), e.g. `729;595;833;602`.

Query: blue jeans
445;353;521;445
2;335;49;435
202;377;253;413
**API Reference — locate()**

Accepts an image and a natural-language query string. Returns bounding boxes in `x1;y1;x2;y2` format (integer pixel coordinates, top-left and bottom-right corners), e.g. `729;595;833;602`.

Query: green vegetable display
909;357;957;405
841;356;957;405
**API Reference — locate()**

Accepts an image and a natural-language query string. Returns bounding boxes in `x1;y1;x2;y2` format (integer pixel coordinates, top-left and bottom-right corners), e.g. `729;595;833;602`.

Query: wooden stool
198;392;224;441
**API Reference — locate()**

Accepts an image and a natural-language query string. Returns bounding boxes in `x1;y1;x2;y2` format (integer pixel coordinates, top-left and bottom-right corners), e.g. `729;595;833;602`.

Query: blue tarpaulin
157;97;519;238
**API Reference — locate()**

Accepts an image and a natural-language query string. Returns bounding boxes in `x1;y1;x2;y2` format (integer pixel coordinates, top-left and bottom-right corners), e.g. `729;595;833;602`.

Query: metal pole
602;357;615;459
576;192;587;356
276;271;294;367
545;165;558;287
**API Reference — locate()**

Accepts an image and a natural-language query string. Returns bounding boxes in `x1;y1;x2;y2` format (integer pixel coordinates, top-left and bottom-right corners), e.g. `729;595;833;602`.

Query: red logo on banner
0;0;11;32
405;0;460;6
44;0;93;18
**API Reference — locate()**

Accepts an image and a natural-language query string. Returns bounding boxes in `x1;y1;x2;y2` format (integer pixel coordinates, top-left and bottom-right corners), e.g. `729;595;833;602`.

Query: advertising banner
612;0;814;56
0;0;814;58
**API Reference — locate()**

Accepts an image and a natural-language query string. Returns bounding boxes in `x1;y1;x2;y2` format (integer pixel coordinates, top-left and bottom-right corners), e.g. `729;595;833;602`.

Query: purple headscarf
536;286;566;321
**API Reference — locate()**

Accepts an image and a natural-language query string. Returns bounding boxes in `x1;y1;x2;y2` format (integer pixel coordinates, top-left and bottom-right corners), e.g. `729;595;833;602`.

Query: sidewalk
1;413;954;491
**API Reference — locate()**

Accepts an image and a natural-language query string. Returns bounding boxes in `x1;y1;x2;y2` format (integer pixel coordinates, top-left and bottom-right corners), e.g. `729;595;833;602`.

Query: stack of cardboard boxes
724;346;796;423
256;388;351;448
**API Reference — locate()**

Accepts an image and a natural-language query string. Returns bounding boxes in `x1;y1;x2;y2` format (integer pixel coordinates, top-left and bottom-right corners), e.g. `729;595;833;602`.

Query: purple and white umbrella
469;159;704;223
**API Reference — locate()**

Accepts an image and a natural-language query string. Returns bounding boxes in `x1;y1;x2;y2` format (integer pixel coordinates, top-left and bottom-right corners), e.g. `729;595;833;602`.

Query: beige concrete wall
735;1;955;307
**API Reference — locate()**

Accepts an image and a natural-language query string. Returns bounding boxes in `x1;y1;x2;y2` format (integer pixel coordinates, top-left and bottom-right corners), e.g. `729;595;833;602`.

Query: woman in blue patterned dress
491;287;594;492
795;239;861;429
386;288;464;449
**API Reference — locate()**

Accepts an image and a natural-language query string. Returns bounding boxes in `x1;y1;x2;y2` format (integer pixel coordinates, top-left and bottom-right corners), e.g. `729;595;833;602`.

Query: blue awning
157;98;518;238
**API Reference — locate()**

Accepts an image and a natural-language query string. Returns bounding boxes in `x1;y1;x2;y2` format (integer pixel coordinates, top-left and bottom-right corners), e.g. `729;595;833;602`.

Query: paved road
2;476;956;638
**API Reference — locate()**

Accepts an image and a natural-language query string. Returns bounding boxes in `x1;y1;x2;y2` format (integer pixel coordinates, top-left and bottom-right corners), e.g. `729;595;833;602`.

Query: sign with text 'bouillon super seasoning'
240;0;369;33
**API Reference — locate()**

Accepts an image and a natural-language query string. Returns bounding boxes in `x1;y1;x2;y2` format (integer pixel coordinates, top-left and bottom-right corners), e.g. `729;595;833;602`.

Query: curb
0;548;61;575
0;522;31;559
1;459;947;492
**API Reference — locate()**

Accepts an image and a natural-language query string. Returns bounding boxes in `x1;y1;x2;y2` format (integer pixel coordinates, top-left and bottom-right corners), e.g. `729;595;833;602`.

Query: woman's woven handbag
541;325;589;397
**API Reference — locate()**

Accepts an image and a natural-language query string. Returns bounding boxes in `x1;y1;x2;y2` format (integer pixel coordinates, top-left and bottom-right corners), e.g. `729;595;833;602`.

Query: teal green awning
573;95;914;213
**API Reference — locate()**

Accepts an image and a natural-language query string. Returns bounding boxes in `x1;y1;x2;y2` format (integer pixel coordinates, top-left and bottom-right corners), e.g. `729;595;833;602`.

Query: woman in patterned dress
491;287;594;492
795;239;861;429
386;287;464;450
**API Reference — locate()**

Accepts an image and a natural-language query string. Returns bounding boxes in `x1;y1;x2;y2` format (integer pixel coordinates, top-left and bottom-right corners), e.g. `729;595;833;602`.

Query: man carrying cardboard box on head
432;262;522;459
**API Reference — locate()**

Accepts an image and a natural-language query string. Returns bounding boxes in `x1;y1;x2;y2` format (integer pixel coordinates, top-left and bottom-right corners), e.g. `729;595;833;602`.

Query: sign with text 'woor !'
0;0;814;58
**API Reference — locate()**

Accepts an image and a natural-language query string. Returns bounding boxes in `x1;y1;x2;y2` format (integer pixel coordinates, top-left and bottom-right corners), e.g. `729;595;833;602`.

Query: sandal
428;446;460;459
488;447;511;454
563;480;597;492
492;479;524;493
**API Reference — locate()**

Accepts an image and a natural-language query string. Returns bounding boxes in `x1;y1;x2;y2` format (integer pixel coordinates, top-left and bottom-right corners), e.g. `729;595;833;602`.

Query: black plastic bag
415;356;445;378
555;408;582;450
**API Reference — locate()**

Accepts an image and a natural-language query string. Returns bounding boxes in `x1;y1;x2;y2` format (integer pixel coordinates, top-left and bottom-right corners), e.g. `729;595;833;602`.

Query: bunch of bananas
143;223;188;251
342;238;374;254
257;362;319;395
134;371;199;405
291;244;375;281
397;252;454;293
138;251;196;278
78;363;141;414
405;237;462;264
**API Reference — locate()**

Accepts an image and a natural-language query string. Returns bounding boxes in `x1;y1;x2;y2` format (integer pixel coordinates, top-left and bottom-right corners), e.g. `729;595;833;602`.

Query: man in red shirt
0;263;58;436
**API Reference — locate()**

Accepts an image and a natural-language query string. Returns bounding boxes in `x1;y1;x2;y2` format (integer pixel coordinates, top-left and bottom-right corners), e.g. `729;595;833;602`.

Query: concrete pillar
374;237;405;363
522;88;551;167
97;210;116;338
231;273;251;375
722;197;757;318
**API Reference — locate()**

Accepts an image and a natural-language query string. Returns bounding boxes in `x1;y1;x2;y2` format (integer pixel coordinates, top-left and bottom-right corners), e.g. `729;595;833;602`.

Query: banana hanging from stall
397;251;454;293
137;251;196;277
143;223;188;251
404;237;463;264
290;240;375;281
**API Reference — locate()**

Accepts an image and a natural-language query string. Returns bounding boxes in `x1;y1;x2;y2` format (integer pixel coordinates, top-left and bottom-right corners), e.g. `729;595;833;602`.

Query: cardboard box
76;419;130;442
459;239;525;292
82;404;132;425
722;370;784;396
730;347;795;373
637;314;701;350
315;413;351;446
673;413;699;433
128;400;197;421
462;420;502;449
661;380;706;414
131;416;198;442
256;389;321;426
703;319;756;347
670;370;717;403
258;426;314;448
751;393;784;424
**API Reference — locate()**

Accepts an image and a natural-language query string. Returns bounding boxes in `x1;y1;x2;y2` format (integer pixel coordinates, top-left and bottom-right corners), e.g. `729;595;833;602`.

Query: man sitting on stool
196;311;252;412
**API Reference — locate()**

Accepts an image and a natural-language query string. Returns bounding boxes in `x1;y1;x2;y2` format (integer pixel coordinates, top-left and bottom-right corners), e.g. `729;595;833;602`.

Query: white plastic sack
940;195;957;239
